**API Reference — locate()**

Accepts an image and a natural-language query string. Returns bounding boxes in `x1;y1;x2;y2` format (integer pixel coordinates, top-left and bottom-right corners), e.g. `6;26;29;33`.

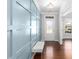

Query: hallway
7;0;72;59
34;39;72;59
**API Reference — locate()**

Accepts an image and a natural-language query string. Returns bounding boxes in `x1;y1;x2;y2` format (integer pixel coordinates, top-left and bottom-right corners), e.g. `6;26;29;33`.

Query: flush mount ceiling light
35;0;62;11
46;2;54;8
45;0;57;8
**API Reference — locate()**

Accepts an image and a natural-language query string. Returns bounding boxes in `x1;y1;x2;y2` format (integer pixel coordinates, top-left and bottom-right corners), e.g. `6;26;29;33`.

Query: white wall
59;11;72;44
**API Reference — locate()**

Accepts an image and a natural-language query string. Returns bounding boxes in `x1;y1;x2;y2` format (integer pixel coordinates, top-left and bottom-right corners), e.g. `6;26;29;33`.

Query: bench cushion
32;41;45;53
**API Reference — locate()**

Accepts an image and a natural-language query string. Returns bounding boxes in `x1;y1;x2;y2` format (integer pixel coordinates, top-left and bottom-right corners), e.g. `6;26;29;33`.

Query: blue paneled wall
7;0;41;59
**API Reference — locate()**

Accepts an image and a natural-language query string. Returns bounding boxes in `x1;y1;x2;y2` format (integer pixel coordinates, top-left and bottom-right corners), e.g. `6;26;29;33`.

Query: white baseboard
45;40;59;42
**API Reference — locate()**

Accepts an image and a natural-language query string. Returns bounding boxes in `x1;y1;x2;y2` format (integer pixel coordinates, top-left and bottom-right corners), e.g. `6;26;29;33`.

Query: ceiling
33;0;72;17
35;0;61;9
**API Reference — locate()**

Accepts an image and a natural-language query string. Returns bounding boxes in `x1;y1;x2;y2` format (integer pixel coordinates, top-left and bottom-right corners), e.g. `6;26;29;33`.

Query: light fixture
47;2;54;8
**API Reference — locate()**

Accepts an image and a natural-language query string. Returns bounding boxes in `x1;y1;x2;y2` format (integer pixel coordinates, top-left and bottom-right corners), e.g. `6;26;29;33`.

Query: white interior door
44;18;55;41
42;15;58;41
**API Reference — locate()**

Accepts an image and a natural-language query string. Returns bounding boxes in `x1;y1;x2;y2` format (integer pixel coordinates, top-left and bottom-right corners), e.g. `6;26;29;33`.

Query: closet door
31;0;41;47
12;0;32;59
31;0;37;47
36;10;41;41
7;0;12;59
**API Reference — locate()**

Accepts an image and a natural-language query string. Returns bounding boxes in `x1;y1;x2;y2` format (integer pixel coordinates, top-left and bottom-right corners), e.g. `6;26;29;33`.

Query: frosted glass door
16;0;30;10
12;0;31;59
31;0;37;47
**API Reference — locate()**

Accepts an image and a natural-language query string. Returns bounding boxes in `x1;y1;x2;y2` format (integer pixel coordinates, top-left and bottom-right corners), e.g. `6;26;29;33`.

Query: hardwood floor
34;39;72;59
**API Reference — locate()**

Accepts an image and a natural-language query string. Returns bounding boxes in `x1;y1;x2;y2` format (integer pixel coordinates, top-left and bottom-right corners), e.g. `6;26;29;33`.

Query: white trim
59;36;63;45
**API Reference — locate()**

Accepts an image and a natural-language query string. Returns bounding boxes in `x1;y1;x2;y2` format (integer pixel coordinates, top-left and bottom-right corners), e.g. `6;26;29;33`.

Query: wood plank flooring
34;39;72;59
